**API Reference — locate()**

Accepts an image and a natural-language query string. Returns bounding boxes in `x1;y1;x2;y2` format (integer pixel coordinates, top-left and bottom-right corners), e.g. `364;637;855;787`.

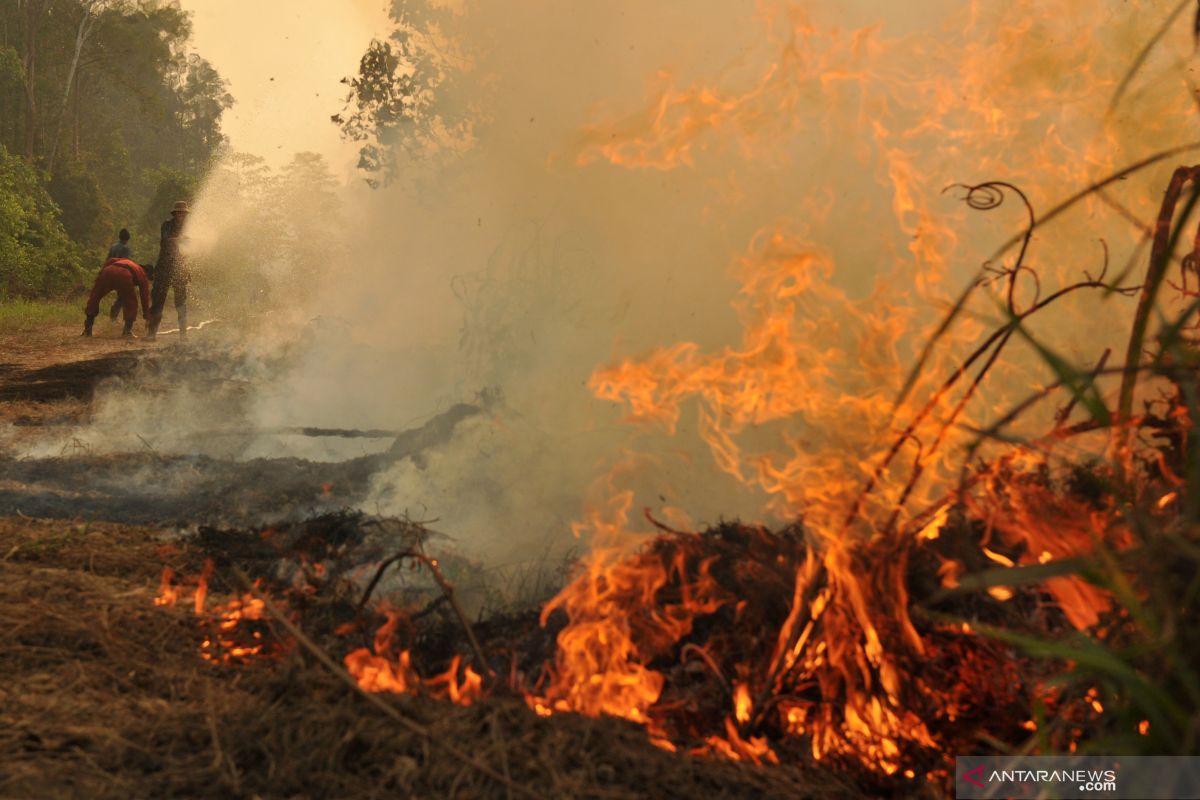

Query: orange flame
539;0;1186;770
152;567;179;607
153;566;283;666
343;610;484;706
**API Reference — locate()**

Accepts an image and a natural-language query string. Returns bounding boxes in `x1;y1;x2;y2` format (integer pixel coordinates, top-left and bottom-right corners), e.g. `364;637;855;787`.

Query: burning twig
229;567;533;799
643;507;694;536
845;261;1137;535
852;176;1147;539
734;174;1176;759
680;643;732;696
952;181;1037;315
411;593;451;622
950;364;1170;510
357;540;495;680
747;554;827;736
412;551;495;680
356;549;418;617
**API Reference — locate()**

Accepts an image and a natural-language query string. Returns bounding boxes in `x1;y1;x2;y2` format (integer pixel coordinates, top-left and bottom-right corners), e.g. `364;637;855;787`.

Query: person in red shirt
82;257;152;338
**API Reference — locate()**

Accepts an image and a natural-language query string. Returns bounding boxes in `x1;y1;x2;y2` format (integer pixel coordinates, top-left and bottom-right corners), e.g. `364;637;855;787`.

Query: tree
16;0;50;161
0;143;83;296
333;0;473;187
278;151;344;296
0;0;232;294
47;0;125;173
0;47;24;152
47;159;109;247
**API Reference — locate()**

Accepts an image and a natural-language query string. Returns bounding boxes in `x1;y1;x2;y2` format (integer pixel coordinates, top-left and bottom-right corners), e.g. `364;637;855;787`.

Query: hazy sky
181;0;392;176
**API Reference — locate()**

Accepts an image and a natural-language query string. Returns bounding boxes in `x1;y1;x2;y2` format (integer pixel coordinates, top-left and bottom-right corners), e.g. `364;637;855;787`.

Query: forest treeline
0;0;229;297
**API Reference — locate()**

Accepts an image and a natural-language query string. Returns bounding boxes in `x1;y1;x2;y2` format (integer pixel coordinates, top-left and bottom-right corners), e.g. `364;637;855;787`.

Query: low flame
201;592;269;664
153;566;284;665
343;610;484;706
152;567;179;607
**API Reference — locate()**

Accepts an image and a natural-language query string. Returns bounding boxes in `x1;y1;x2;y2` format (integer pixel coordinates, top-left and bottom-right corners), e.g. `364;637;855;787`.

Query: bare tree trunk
48;1;99;173
19;0;47;162
72;68;81;159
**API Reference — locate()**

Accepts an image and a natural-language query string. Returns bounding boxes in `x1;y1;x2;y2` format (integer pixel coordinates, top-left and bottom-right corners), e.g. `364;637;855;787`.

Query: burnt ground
0;325;864;799
0;323;484;527
0;324;148;430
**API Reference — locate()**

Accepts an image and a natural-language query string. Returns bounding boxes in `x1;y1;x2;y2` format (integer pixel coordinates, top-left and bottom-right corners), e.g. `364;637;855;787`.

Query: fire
152;565;285;665
532;506;730;724
968;470;1133;629
537;228;958;769
733;682;752;724
345;647;417;693
424;655;484;705
200;592;270;664
537;0;1188;773
152;567;179;607
916;504;949;541
343;608;484;706
143;0;1188;778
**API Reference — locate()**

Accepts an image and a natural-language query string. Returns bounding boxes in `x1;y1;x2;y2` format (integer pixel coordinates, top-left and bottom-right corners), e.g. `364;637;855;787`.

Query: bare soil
0;323;150;431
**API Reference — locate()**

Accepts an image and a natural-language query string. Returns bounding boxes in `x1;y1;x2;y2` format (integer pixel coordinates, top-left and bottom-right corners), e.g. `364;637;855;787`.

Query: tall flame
542;0;1193;771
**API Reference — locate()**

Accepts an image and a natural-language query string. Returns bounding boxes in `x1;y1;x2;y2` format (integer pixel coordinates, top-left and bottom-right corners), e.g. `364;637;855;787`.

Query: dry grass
0;517;859;800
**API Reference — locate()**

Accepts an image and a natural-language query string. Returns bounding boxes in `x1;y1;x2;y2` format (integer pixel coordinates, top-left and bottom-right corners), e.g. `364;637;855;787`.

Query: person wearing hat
147;200;191;340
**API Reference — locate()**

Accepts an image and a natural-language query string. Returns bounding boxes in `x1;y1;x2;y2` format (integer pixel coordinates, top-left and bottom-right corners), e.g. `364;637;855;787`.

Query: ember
154;563;290;666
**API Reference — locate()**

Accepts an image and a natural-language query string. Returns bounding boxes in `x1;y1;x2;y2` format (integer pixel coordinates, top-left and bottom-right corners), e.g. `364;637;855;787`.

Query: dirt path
0;322;206;435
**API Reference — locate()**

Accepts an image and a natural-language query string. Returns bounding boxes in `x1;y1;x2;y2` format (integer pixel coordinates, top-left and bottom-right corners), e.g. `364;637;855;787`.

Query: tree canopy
0;143;79;295
333;0;473;188
0;0;231;297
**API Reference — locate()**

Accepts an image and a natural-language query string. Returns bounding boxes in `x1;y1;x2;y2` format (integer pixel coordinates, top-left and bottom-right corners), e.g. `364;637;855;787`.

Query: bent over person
82;257;151;338
147;200;190;341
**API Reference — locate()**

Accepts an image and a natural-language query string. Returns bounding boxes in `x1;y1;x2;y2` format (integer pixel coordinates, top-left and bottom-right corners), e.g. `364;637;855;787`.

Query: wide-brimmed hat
171;201;190;214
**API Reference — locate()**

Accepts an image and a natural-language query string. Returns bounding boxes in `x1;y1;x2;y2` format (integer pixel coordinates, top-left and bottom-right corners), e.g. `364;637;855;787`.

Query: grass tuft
0;297;81;331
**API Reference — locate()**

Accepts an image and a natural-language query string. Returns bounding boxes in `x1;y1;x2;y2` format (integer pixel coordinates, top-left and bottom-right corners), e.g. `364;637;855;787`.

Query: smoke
321;0;1196;551
15;1;1199;584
